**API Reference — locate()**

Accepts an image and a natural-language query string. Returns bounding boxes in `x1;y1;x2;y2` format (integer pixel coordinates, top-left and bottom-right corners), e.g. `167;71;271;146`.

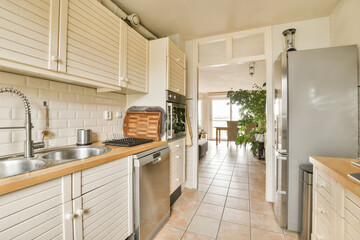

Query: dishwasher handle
134;147;169;167
152;152;162;164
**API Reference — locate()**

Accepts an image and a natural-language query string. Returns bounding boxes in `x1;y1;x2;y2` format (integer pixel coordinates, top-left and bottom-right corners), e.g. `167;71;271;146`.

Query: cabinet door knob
318;181;326;188
176;155;180;159
176;58;180;62
317;207;325;214
65;213;75;220
176;144;180;148
176;178;180;182
176;89;180;92
76;209;85;216
51;55;60;62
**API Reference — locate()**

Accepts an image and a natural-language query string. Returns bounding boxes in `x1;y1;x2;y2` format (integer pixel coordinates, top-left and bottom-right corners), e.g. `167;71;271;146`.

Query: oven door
167;103;186;139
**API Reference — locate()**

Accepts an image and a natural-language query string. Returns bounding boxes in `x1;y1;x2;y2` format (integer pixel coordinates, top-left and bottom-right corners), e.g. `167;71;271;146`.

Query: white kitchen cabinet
0;176;73;240
58;0;121;86
0;0;60;70
0;157;133;240
119;21;149;93
168;138;185;194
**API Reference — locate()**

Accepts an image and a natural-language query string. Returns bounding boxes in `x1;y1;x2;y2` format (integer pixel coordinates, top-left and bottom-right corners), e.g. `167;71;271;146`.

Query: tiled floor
155;141;300;240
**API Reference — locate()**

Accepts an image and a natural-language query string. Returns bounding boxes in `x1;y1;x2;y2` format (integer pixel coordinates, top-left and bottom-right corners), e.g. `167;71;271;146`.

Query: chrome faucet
0;88;45;158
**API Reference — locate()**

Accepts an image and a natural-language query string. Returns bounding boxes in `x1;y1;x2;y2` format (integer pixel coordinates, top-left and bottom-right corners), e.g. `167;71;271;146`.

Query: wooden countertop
310;156;360;197
0;141;168;196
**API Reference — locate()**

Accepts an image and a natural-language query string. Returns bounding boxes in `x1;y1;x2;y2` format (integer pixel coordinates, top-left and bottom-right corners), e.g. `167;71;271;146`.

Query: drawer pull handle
318;181;326;188
176;144;180;148
176;155;180;159
176;58;180;62
65;213;75;220
51;55;60;62
317;207;325;214
76;209;85;216
176;89;180;92
176;178;180;182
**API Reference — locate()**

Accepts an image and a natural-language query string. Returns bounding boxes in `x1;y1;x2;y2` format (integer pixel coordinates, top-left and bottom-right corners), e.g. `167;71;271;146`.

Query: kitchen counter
0;141;168;196
310;156;360;197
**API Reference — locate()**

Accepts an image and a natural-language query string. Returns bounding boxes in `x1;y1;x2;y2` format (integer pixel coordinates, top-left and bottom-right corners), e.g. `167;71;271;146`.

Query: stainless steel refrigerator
273;45;358;232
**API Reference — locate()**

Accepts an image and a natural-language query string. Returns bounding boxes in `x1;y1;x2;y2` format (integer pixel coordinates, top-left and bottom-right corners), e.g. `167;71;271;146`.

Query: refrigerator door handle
276;155;287;195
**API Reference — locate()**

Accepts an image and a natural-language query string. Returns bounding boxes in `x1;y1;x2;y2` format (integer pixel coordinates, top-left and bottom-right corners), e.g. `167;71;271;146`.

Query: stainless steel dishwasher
133;145;170;240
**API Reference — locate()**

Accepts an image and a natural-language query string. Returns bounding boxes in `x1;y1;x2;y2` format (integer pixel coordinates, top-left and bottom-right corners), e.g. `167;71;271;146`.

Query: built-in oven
166;90;186;140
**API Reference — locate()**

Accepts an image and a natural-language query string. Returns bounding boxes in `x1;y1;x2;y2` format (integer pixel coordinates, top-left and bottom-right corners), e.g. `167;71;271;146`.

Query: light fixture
249;62;255;77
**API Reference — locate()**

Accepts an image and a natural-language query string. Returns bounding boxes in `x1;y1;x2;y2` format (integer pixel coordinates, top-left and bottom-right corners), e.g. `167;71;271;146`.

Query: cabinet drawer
315;169;337;208
344;219;360;240
315;190;336;232
73;157;131;198
344;189;360;236
169;40;186;69
168;138;185;152
170;153;184;193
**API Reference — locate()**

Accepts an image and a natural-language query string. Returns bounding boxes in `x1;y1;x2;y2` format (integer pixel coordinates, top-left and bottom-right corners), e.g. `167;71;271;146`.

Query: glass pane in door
211;99;230;139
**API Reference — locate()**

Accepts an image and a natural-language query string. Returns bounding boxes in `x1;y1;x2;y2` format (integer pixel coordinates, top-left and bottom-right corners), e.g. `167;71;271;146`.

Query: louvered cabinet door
169;138;185;194
120;21;148;93
59;0;121;86
0;176;73;240
167;40;186;95
0;0;60;70
72;157;133;240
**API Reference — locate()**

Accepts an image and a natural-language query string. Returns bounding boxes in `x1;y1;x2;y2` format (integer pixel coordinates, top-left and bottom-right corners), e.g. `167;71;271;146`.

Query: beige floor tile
182;190;206;202
217;169;233;175
233;171;249;177
196;202;224;220
217;221;250;240
222;207;250;226
182;232;214;240
166;208;194;230
250;201;274;216
251;213;283;233
199;177;213;185
199;172;216;178
207;185;228;196
249;183;265;193
214;174;232;181
198;184;210;192
202;193;226;206
173;197;200;215
249;178;266;185
228;189;250;199
187;215;220;239
251;228;285;240
231;176;249;183
230;181;249;190
250;191;266;202
154;226;184;240
201;168;218;174
225;196;250;211
211;179;230;188
219;165;233;170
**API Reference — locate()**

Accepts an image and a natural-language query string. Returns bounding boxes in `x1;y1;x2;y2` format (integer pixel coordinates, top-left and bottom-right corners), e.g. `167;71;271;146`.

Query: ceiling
112;0;340;40
199;61;266;93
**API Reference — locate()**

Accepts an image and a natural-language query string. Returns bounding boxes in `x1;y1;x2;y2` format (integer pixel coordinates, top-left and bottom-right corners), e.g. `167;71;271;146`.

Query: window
211;99;242;139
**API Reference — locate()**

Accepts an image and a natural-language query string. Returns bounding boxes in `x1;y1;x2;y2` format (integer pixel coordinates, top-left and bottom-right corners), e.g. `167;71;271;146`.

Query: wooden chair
227;121;239;147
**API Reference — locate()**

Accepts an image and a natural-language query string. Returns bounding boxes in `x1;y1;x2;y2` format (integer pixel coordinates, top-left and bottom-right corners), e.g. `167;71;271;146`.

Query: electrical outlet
115;111;123;119
104;110;112;120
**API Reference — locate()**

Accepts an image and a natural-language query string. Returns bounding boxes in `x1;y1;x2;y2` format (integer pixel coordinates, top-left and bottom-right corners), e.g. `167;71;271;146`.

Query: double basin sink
0;146;111;179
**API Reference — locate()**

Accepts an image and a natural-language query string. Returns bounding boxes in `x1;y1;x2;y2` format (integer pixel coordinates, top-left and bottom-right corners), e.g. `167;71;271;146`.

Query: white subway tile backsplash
27;77;49;89
0;71;126;156
68;85;84;94
0;72;26;86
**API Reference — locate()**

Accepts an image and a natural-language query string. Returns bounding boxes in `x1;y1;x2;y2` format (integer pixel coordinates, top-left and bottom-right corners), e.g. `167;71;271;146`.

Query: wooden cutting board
123;112;162;141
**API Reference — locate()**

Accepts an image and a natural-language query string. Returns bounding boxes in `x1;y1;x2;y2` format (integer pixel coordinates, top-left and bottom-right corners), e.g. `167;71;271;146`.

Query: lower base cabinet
312;167;360;240
168;138;185;195
0;156;133;240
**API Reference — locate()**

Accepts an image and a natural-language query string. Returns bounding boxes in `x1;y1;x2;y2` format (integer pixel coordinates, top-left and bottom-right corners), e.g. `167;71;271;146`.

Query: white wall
272;17;330;61
330;0;360;80
0;72;126;156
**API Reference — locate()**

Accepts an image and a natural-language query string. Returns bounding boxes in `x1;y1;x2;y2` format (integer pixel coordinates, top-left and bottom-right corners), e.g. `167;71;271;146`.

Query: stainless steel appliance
133;145;170;240
76;129;92;145
273;41;358;231
166;90;186;140
299;164;313;240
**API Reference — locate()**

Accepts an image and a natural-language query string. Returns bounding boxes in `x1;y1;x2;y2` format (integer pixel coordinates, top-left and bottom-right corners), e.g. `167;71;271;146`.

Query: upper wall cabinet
58;0;121;87
0;0;59;70
168;40;186;95
0;0;149;93
119;21;149;93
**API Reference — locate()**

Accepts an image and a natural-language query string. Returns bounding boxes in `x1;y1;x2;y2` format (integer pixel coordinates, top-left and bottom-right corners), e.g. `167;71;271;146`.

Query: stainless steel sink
40;146;111;162
0;159;46;178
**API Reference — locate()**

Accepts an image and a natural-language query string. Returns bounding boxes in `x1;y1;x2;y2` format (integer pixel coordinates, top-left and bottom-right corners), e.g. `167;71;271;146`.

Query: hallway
155;141;299;240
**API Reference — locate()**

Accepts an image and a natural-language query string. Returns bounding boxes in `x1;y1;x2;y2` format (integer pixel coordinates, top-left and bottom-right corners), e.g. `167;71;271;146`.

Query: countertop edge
310;156;360;198
0;141;168;196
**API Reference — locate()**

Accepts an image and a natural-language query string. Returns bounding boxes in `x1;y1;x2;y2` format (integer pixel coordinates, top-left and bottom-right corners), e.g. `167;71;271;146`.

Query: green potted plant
227;83;266;158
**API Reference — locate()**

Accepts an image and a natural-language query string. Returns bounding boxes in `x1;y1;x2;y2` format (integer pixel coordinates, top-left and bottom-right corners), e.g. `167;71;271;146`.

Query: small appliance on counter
166;90;186;140
76;129;92;145
103;137;153;147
